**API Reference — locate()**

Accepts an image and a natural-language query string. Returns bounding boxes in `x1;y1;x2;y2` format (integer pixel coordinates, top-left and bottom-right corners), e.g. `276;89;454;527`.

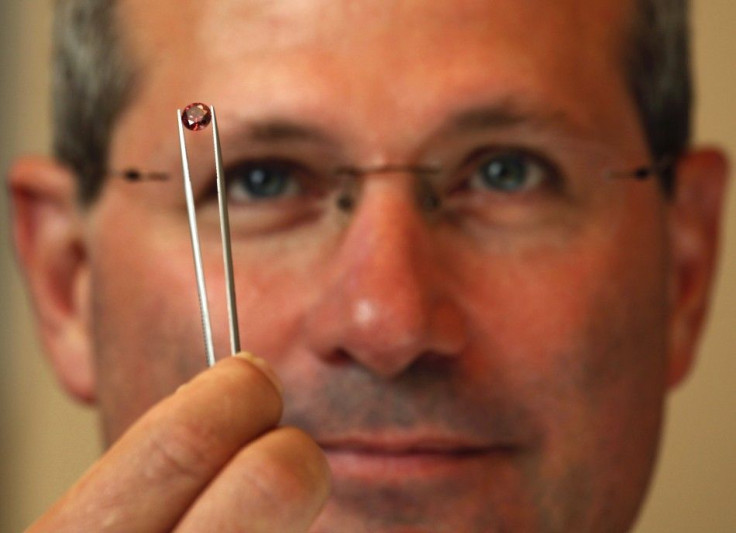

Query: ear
8;156;96;403
666;148;729;388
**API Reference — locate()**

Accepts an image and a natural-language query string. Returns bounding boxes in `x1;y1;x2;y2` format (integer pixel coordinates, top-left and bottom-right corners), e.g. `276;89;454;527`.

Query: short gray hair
52;0;136;204
51;0;690;204
627;0;690;193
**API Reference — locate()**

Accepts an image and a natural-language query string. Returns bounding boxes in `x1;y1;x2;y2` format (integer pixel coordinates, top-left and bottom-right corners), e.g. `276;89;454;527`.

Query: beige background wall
1;1;733;531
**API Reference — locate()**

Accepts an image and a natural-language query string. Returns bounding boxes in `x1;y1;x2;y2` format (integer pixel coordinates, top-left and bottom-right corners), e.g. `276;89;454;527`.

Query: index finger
29;354;283;532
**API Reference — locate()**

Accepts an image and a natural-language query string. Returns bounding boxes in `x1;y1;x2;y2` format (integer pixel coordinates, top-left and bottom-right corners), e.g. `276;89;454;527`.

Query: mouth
320;436;520;483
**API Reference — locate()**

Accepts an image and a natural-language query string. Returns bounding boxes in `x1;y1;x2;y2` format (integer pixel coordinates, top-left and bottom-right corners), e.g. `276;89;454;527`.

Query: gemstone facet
181;103;212;131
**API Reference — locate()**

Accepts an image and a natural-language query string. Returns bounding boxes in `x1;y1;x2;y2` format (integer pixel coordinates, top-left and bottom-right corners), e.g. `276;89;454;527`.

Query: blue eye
471;151;551;193
226;161;302;202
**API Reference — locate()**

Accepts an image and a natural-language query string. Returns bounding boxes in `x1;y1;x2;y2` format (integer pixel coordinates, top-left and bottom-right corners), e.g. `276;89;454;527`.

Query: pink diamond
181;103;212;131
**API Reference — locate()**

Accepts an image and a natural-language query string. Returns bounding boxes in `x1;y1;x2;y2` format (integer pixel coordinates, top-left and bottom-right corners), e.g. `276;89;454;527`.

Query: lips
319;435;520;482
320;436;513;454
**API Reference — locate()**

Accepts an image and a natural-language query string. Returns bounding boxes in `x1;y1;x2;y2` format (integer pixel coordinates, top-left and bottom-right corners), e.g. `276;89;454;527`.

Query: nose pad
306;179;467;379
415;177;442;213
334;171;361;213
336;193;356;212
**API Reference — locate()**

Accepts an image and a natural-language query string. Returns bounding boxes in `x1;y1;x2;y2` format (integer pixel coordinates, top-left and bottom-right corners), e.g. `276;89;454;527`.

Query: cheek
455;222;669;524
460;245;668;439
88;204;218;441
229;239;325;362
456;209;670;389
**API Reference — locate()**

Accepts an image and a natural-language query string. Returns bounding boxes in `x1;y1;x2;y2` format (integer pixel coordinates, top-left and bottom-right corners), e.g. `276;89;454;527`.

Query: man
8;0;728;530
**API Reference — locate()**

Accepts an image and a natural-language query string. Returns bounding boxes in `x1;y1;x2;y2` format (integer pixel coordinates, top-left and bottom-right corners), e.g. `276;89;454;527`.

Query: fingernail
233;352;284;394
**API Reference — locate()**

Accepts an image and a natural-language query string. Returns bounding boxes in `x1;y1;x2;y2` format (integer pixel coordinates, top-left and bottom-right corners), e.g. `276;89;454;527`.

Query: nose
303;175;467;379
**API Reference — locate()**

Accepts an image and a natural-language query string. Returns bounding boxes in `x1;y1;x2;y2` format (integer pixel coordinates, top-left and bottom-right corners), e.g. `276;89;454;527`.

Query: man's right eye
226;160;304;203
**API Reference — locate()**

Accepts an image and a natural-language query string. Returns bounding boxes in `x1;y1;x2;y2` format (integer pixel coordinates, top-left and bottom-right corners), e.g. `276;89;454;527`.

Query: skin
9;0;728;531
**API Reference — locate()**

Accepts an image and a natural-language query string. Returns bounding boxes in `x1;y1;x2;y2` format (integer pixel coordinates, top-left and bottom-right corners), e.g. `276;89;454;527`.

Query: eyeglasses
120;140;671;240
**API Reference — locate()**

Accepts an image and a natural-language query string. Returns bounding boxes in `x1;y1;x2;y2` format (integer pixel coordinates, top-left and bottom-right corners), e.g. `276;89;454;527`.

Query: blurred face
88;0;671;530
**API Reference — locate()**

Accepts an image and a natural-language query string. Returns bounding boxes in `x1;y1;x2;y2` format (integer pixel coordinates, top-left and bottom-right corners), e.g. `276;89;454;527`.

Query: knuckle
142;416;219;484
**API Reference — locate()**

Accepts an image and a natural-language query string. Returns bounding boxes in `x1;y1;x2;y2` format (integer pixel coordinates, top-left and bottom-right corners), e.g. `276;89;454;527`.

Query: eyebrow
447;101;582;136
226;118;337;146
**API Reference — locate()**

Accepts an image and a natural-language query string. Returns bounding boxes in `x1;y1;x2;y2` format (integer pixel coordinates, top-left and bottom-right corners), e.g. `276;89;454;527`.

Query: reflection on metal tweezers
177;103;240;367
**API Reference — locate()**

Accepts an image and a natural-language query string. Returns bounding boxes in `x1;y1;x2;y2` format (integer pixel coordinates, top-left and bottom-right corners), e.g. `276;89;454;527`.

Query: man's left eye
468;151;553;193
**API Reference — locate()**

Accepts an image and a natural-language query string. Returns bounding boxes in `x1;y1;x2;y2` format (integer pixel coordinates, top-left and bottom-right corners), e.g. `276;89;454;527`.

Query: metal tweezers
177;105;240;366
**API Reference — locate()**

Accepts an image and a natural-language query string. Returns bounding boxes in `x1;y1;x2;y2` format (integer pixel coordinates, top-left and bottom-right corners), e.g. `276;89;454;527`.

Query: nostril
322;348;353;366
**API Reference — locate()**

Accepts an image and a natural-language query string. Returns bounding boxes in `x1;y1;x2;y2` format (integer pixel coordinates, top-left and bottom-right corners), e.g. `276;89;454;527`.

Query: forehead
112;0;639;163
122;0;630;50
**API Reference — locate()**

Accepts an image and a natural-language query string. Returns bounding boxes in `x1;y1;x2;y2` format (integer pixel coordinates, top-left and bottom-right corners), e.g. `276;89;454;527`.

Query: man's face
87;0;673;530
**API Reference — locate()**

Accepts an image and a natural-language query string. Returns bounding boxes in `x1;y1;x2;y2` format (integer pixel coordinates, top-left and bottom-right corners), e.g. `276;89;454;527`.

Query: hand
27;353;331;532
